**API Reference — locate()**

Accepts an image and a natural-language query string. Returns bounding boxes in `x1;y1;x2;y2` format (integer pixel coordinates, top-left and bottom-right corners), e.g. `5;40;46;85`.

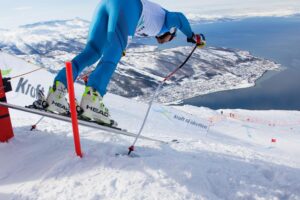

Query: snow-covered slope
0;19;281;103
0;42;300;200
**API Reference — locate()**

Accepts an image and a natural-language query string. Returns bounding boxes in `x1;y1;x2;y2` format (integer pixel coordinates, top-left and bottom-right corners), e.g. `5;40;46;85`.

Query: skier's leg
54;4;109;87
78;0;143;125
44;3;109;114
53;42;103;87
45;42;104;114
87;30;125;97
80;26;127;125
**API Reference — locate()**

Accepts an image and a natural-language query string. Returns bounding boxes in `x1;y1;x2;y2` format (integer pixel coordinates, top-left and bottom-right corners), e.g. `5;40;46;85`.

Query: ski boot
29;81;70;116
79;86;118;127
28;89;48;110
45;81;70;115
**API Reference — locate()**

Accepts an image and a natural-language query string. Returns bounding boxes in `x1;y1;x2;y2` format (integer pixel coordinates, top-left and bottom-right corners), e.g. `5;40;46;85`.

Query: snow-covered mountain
0;52;299;200
186;11;300;23
0;18;281;103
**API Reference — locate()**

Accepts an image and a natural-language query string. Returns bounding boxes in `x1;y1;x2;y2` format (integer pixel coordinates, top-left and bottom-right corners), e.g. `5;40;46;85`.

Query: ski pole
31;116;45;131
128;45;198;155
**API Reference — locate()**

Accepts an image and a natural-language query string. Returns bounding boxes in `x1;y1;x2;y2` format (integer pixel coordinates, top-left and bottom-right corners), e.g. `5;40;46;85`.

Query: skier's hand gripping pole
187;33;206;49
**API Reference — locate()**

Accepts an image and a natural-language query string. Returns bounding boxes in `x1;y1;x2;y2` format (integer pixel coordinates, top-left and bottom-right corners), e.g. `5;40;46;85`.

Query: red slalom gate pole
66;61;83;157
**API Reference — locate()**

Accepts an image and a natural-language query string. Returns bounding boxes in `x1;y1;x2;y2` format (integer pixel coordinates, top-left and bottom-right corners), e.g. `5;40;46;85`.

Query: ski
0;102;167;144
26;104;125;132
115;152;140;158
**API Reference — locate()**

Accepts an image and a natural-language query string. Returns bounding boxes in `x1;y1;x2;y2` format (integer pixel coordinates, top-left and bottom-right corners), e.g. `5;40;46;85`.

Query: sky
0;0;300;29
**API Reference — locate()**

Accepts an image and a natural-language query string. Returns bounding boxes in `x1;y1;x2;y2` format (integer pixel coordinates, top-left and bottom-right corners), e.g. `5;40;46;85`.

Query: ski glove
187;33;206;48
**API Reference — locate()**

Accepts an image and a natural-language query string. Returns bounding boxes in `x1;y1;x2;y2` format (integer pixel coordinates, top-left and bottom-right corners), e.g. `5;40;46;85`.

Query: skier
33;0;206;127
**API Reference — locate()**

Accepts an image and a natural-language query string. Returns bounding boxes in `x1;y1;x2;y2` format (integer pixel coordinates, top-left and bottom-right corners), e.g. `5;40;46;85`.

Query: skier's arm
165;11;194;38
165;11;206;48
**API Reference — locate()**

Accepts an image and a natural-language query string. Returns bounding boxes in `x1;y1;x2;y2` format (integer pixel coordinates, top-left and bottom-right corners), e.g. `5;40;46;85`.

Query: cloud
13;6;33;11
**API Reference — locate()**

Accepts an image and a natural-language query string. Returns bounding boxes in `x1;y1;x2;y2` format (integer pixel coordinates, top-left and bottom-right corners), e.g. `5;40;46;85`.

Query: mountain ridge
0;18;281;103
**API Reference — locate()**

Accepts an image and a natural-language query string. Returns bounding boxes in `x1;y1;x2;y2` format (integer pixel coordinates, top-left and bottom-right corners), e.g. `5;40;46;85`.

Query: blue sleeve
164;11;193;38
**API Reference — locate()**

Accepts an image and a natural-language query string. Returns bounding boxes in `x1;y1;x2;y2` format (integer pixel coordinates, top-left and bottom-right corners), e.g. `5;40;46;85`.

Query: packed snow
1;102;300;200
0;42;300;200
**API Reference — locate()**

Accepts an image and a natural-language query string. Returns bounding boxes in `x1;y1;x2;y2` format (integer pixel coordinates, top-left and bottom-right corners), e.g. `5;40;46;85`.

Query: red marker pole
66;61;83;157
0;71;14;142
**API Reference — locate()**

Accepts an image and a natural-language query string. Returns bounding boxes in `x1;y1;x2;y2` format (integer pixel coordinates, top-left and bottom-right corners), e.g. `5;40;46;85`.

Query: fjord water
182;16;300;110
